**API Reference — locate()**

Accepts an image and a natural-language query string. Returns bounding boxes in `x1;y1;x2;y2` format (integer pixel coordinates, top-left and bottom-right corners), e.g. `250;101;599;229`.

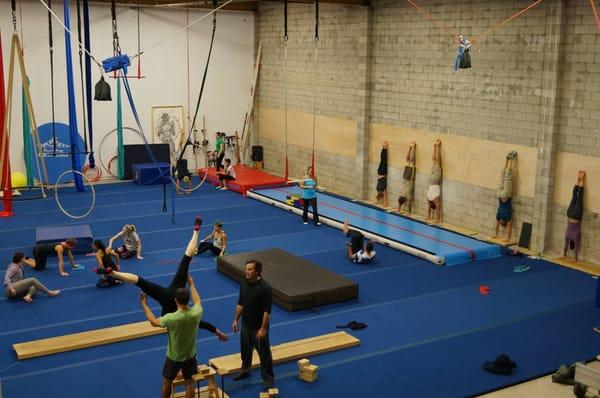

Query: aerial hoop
54;169;96;219
98;126;144;176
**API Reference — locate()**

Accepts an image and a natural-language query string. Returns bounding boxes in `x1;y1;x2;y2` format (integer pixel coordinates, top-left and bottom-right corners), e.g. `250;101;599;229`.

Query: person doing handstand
426;140;442;223
398;141;416;214
493;151;517;242
563;170;585;262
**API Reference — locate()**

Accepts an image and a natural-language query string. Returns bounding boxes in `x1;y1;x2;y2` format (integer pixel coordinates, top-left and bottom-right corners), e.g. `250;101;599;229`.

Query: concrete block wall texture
255;0;600;264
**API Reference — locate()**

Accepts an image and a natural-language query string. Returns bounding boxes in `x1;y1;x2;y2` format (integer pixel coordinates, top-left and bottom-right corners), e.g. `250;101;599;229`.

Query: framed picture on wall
151;105;185;162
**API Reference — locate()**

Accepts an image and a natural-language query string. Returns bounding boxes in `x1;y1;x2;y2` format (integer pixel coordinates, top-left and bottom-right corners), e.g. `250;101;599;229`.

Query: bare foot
342;220;349;234
492;235;498;239
48;290;61;297
435;139;442;146
60;272;69;277
23;295;33;303
410;141;416;148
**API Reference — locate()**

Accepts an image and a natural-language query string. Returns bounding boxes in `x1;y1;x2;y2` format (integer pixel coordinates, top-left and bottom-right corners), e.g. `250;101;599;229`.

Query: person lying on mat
342;220;376;264
4;252;60;302
562;170;585;262
426;140;443;223
493;151;517;242
195;220;228;258
97;217;228;341
398;141;416;214
217;158;236;190
92;240;121;288
32;238;82;277
108;224;143;260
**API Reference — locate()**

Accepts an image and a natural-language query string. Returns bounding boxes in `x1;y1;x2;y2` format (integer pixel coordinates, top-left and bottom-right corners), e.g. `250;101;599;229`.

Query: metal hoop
54;169;96;219
98;127;144;176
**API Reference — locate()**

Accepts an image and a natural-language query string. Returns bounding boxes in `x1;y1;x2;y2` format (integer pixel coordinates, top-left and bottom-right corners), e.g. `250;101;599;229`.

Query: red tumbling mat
199;165;287;195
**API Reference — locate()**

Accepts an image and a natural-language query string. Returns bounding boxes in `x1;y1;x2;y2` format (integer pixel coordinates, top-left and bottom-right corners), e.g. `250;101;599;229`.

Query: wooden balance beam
209;331;360;375
13;320;164;360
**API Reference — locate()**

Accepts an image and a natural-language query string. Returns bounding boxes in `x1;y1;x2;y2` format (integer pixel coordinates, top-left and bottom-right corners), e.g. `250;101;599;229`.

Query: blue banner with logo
33;122;86;183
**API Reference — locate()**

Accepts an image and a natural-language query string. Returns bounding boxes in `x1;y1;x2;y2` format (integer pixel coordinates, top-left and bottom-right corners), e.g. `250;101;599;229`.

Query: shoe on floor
261;379;274;390
316;222;322;226
303;221;308;225
233;371;250;381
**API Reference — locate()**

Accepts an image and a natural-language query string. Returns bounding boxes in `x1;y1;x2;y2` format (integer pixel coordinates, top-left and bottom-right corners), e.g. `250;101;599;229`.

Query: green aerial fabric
22;77;34;186
116;78;124;180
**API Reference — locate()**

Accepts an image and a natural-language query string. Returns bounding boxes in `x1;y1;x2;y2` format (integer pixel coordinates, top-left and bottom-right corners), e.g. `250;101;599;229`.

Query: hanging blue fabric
63;0;85;190
82;0;94;168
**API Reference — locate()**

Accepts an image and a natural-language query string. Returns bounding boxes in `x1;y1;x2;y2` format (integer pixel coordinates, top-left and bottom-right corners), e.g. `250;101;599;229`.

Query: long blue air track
251;186;501;266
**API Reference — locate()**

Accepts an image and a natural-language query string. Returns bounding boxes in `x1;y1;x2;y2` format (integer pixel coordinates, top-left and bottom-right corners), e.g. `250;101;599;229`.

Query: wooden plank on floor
173;387;228;398
549;257;600;276
209;331;360;375
481;236;517;247
439;223;479;236
13;321;165;360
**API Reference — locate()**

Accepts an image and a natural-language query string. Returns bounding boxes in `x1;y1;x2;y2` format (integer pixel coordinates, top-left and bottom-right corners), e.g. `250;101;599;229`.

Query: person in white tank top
195;220;228;258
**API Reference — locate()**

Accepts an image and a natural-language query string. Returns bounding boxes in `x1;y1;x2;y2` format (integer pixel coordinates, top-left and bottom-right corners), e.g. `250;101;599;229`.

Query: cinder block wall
256;0;600;265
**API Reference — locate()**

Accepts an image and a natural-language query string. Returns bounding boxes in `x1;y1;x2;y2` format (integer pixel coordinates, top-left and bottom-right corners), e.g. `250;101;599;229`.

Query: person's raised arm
108;232;123;250
187;274;201;306
140;293;162;327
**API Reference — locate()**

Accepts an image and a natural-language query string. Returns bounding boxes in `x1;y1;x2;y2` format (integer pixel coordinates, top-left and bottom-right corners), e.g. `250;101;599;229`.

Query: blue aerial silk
63;0;85;190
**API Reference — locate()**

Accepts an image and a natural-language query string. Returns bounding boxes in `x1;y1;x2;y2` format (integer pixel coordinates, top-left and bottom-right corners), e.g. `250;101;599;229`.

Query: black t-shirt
238;278;272;330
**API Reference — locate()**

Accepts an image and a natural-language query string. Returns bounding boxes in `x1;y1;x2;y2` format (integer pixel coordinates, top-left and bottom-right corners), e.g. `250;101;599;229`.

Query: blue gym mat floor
1;181;600;397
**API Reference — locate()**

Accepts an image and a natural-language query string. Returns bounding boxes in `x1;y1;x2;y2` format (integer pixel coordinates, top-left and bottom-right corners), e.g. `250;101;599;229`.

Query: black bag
94;76;112;101
460;49;472;69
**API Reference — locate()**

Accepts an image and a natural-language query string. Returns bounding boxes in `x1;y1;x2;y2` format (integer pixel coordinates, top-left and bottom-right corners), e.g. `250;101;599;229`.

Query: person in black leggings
91;240;121;288
99;217;228;340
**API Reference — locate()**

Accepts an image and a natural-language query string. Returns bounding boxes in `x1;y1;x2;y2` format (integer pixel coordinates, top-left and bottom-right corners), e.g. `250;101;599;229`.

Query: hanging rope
76;0;88;155
283;0;289;180
310;0;319;180
21;77;34;186
63;0;85;191
472;0;545;44
46;0;58;156
589;0;600;31
10;0;17;32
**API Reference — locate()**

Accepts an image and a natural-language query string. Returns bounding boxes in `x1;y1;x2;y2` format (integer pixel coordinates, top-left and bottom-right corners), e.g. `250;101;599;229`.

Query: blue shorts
496;198;512;222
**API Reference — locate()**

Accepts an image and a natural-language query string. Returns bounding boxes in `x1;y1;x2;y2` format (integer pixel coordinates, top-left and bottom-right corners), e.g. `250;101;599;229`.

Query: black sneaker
261;379;274;389
232;371;250;381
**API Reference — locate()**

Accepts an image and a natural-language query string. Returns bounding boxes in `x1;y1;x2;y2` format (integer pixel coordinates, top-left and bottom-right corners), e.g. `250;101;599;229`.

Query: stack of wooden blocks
259;388;279;398
198;365;212;376
298;358;318;382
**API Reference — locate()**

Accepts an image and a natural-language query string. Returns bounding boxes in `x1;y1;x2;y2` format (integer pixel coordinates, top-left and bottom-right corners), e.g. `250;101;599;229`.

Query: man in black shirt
232;259;275;389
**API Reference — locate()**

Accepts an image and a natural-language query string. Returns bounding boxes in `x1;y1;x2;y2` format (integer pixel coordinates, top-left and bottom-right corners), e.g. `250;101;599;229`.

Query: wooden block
439;223;478;236
259;393;270;398
484;236;517;247
268;387;279;396
302;364;318;374
209;331;359;374
297;358;310;368
172;387;228;398
13;321;165;360
199;365;212;375
299;373;318;382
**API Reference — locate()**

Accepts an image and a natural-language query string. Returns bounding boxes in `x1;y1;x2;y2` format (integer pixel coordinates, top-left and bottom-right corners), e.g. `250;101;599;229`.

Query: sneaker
303;221;308;225
194;216;203;231
316;222;322;226
233;371;250;381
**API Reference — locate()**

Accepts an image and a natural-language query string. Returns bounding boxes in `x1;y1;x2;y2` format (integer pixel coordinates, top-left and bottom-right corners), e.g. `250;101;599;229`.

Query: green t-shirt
215;137;224;153
159;304;203;362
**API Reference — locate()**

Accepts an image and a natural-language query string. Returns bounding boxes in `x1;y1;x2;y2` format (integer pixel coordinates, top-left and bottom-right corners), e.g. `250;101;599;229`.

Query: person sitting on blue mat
92;240;121;288
300;166;321;226
493;151;517;242
342;220;376;264
108;224;143;260
4;252;60;303
98;217;228;341
32;238;82;277
195;220;228;259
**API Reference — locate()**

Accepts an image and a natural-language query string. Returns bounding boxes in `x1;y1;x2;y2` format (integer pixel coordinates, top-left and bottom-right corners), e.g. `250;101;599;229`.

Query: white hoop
98;127;145;177
54;170;96;219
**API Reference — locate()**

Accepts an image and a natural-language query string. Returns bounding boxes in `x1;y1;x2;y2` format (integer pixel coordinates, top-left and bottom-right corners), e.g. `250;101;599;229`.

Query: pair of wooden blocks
259;388;279;398
298;358;319;382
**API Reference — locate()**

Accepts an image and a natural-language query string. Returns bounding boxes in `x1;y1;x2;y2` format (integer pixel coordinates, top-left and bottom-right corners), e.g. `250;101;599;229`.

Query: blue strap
63;0;84;190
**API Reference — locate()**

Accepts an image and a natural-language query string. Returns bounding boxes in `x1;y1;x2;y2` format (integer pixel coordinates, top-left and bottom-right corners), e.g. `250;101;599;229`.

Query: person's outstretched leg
169;217;202;290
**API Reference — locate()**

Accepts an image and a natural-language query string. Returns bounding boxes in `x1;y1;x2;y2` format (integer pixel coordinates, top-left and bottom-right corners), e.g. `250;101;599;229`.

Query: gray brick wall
256;0;600;264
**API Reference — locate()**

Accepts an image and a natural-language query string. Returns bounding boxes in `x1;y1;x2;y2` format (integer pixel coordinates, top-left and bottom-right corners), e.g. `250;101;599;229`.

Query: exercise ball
11;172;27;188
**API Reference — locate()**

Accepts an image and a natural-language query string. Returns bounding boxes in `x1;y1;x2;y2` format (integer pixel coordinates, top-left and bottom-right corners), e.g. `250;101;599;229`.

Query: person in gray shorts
426;140;442;223
398;141;416;214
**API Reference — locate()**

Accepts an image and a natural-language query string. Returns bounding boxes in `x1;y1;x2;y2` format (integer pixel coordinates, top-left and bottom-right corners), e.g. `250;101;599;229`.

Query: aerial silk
0;28;13;216
116;79;124;180
82;0;95;169
22;77;34;186
63;0;85;191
